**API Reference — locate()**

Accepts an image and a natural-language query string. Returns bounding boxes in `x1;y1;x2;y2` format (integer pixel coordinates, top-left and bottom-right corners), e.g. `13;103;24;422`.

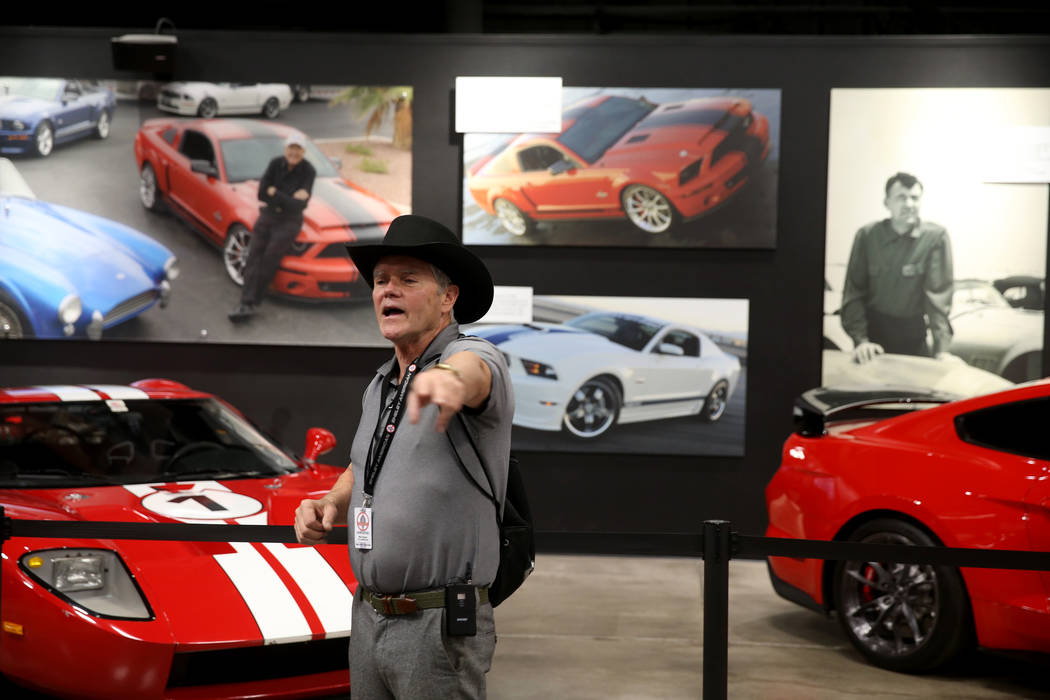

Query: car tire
0;291;33;339
197;98;219;119
833;518;973;673
139;163;165;213
33;121;54;157
262;97;281;119
94;110;111;139
493;198;535;236
223;224;252;287
621;184;678;234
291;84;311;102
562;376;621;439
699;380;729;422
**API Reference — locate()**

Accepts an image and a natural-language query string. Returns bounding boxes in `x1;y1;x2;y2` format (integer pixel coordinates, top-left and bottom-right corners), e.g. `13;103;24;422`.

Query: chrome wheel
0;299;27;338
95;110;111;139
34;122;53;157
622;184;675;234
494;198;532;236
700;380;729;422
563;377;620;438
262;97;280;119
223;225;251;286
834;519;972;672
139;163;163;212
198;98;218;119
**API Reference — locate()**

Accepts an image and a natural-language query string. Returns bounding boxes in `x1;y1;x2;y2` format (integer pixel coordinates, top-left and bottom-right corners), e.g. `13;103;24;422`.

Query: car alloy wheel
262;97;280;119
493;198;533;236
834;519;973;672
198;98;218;119
622;184;676;234
563;377;621;438
34;122;54;157
0;296;30;339
95;110;111;139
139;163;164;212
223;224;252;286
700;380;729;422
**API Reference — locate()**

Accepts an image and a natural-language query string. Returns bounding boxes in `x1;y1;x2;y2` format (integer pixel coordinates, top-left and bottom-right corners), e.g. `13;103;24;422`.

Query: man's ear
442;284;460;313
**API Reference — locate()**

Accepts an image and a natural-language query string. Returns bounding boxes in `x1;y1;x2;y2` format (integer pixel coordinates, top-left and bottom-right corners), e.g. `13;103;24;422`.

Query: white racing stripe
32;385;102;401
264;543;353;637
85;385;151;400
215;541;313;644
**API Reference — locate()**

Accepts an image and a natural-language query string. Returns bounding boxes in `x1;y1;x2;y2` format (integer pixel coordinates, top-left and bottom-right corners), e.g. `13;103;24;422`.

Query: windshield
566;312;663;352
557;96;656;163
0;399;298;488
0;77;63;102
220;137;339;183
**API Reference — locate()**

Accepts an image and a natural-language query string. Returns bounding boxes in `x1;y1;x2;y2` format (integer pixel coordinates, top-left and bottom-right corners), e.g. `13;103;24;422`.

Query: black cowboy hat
346;214;494;324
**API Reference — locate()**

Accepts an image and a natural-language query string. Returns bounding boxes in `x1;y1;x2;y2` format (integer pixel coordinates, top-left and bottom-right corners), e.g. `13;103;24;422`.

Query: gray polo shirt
347;323;514;594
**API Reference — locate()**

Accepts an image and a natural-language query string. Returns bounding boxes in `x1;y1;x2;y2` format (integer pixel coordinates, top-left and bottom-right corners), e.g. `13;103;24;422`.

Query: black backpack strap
446;414;502;525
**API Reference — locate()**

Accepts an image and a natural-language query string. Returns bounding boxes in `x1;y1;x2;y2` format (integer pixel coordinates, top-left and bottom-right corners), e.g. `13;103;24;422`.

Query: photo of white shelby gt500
470;311;741;439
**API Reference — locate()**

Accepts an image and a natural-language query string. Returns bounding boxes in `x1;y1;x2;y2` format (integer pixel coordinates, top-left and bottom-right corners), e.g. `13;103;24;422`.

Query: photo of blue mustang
0;77;116;157
0;158;178;339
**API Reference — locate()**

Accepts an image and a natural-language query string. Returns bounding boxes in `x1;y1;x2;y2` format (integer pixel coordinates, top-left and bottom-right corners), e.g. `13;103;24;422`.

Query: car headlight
12;120;26;131
57;294;82;325
521;358;558;380
164;255;180;281
289;240;310;254
20;549;153;620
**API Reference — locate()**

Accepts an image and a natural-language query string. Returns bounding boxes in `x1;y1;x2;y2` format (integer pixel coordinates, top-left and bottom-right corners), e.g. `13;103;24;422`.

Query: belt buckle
377;594;418;614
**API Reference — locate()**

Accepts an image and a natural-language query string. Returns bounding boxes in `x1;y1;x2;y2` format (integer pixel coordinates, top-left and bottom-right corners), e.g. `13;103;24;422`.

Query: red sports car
766;382;1050;672
466;94;770;236
134;118;400;300
0;380;355;699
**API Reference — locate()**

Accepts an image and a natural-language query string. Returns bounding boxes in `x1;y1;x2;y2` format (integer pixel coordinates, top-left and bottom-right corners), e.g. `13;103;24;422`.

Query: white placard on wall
454;77;562;134
982;125;1050;183
474;286;533;325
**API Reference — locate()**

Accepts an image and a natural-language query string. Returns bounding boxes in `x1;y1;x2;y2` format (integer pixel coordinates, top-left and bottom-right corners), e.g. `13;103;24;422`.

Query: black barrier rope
2;512;1049;700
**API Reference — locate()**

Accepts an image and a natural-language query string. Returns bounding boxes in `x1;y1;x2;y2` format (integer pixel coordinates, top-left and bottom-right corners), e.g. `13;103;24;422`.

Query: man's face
884;181;923;230
284;143;305;166
372;256;458;346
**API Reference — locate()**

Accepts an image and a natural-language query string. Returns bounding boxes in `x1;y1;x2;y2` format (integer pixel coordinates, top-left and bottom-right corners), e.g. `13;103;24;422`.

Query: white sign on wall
454;77;563;134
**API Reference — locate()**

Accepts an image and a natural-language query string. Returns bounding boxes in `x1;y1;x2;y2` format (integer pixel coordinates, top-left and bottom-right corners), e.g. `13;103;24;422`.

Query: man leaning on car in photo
228;133;316;322
840;171;959;365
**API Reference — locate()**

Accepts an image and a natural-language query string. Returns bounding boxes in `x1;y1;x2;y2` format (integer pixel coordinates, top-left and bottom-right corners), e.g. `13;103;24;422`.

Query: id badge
353;506;373;550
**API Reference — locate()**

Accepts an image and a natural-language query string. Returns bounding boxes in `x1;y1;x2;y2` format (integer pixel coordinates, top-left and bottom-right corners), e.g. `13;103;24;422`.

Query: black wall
2;29;1049;553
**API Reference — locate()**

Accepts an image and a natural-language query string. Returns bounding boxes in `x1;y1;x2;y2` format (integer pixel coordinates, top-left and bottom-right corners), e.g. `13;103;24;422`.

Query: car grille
166;636;348;688
318;281;357;293
317;243;350;259
104;290;158;326
710;113;763;167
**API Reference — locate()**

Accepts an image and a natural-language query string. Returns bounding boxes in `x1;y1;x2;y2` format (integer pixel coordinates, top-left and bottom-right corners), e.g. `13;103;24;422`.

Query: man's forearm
322;464;355;525
441;350;493;409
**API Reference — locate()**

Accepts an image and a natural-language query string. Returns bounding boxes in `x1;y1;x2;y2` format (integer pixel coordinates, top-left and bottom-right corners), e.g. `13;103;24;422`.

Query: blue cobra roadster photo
0;77;116;157
0;158;178;339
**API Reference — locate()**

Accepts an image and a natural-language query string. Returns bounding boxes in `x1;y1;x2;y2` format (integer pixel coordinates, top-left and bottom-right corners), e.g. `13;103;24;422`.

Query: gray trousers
349;586;495;699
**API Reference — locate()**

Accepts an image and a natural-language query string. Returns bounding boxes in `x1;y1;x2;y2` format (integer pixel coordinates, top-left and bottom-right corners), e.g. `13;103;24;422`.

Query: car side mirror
329;156;342;170
657;343;685;356
190;159;219;178
548;159;574;176
303;427;336;470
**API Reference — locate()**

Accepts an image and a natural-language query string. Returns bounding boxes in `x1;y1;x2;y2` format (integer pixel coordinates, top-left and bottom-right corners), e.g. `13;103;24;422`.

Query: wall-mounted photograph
462;87;780;249
823;88;1049;396
0;77;413;346
466;294;749;456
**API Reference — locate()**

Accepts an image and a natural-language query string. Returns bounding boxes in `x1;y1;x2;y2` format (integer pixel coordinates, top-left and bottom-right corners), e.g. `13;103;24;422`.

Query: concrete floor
487;555;1050;699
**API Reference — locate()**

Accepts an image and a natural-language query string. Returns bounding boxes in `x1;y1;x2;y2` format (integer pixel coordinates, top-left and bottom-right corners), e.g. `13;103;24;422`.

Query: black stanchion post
702;519;730;700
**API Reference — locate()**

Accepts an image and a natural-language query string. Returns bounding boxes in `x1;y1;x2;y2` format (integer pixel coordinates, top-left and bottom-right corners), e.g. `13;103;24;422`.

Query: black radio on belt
445;584;477;636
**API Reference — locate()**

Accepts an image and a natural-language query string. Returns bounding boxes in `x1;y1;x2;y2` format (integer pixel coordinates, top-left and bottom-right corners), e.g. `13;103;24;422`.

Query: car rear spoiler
793;386;959;437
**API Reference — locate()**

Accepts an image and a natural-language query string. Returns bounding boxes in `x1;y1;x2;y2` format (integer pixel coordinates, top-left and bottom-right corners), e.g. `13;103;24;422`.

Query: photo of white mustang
156;82;293;119
470;310;742;439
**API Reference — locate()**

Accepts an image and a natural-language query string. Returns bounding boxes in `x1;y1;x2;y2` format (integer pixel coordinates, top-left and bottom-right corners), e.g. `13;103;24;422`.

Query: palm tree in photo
330;86;413;149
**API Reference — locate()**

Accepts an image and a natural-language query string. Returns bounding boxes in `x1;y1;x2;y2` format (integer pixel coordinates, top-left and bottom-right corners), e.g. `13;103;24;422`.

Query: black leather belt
360;587;489;615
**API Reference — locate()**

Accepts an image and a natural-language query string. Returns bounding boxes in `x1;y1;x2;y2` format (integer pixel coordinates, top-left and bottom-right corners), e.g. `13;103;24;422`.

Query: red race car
134;119;400;300
766;382;1050;672
466;94;770;236
0;380;355;699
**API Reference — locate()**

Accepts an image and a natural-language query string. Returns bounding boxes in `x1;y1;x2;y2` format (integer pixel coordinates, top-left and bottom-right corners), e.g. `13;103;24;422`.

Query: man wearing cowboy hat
294;214;513;698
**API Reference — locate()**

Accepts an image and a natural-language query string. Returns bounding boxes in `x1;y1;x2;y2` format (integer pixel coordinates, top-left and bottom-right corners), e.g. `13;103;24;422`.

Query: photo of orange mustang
466;93;771;237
